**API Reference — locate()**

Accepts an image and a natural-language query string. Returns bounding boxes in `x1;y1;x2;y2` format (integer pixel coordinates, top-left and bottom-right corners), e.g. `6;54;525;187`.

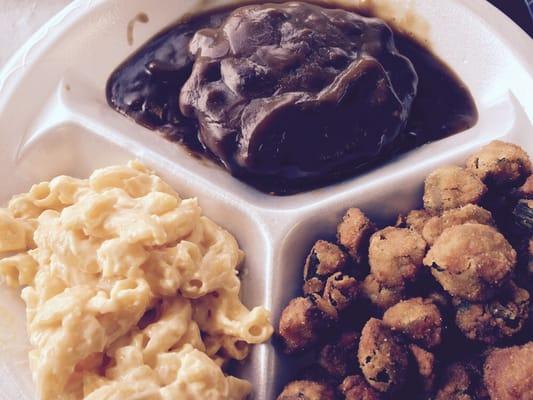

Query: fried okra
383;297;443;348
484;342;533;400
358;318;410;393
422;204;494;245
277;141;532;400
319;331;359;378
340;375;381;400
466;140;532;187
368;227;427;287
424;223;516;301
423;166;487;211
455;282;530;344
279;294;338;353
395;209;435;234
409;344;436;394
360;274;406;311
337;208;377;264
435;361;488;400
277;380;337;400
323;272;359;312
304;240;349;281
303;241;349;295
303;278;326;296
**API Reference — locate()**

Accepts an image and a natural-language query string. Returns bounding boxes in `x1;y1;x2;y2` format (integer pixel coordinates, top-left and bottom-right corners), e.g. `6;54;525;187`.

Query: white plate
0;0;531;399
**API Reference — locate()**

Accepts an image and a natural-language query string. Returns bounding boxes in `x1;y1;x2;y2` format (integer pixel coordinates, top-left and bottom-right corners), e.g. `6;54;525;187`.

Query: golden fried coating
435;362;488;400
409;344;436;394
337;208;377;263
422;204;494;245
358;318;409;393
396;209;435;234
423;166;487;211
303;277;326;296
368;227;427;287
455;282;530;344
360;274;406;311
424;224;516;301
340;375;382;400
277;380;337;400
484;342;533;400
304;240;349;280
319;331;359;378
276;141;533;400
466;140;532;187
383;297;443;348
323;272;359;312
279;294;338;353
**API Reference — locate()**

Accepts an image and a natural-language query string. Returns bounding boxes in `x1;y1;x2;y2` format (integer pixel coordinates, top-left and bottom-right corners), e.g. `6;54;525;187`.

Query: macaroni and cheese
0;161;273;400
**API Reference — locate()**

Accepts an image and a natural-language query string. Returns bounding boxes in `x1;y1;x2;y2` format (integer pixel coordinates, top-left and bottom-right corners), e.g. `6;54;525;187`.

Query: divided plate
0;0;531;399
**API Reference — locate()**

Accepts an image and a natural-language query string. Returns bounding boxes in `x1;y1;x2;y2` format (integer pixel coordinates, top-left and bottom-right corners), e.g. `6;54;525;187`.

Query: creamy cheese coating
0;161;273;400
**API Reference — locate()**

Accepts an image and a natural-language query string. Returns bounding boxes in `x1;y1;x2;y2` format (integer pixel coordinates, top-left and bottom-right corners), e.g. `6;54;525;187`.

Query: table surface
0;0;531;68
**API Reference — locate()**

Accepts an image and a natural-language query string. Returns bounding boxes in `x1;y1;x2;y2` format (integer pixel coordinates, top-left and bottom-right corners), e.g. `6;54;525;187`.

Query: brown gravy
106;2;477;195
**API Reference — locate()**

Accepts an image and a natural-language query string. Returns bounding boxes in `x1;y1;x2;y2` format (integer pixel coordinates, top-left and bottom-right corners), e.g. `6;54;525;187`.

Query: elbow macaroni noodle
0;161;273;400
